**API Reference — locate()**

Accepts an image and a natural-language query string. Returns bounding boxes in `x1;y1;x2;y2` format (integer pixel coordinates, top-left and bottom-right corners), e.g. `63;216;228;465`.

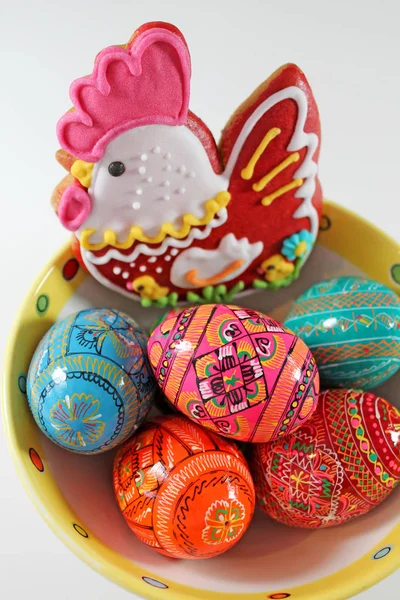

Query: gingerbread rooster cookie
53;22;322;307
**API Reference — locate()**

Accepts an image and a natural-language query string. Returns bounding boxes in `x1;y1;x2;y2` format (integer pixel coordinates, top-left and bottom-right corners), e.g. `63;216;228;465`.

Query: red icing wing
220;63;322;256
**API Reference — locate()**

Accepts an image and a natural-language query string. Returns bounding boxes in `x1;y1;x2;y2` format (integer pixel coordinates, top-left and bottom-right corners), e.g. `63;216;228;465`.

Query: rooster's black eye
108;161;125;177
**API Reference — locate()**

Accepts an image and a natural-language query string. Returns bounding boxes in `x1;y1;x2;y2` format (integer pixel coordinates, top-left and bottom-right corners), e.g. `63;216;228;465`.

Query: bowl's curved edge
318;200;400;293
2;201;400;600
0;244;179;600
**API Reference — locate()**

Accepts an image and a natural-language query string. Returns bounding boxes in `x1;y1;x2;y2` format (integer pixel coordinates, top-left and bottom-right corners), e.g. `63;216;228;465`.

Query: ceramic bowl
3;200;400;600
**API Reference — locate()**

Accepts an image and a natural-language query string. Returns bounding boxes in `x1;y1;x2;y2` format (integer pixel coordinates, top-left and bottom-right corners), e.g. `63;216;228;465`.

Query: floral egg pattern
147;304;320;443
113;414;255;559
27;308;156;454
249;389;400;528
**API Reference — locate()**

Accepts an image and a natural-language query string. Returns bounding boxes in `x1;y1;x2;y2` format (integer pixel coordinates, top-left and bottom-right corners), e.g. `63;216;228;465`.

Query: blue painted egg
27;308;156;454
285;276;400;389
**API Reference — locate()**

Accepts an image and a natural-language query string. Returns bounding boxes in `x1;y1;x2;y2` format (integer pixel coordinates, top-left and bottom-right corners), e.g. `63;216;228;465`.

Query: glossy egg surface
285;276;400;389
148;304;320;442
250;389;400;528
113;414;255;559
27;308;156;454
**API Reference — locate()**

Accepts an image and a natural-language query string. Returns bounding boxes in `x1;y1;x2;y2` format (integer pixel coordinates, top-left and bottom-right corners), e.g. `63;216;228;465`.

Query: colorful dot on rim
267;594;291;599
142;577;168;589
391;264;400;285
73;524;89;538
18;374;27;394
372;546;393;560
62;258;79;281
319;214;331;232
36;294;49;315
29;448;44;472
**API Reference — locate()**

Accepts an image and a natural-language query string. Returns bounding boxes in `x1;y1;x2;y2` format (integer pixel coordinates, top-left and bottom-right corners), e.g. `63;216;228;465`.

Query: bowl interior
3;202;400;600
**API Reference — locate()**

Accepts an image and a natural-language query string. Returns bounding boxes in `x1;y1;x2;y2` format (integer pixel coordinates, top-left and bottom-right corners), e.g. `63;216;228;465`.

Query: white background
0;0;399;598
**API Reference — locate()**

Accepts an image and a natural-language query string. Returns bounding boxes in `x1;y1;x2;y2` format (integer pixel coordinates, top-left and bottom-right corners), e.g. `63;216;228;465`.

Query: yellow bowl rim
2;199;400;600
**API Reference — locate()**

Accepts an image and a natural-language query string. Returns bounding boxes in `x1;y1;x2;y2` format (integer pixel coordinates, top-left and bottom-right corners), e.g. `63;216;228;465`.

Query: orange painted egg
147;304;320;442
250;389;400;528
113;414;255;559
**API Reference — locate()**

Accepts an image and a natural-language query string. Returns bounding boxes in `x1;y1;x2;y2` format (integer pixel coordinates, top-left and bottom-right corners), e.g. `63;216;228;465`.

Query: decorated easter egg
250;389;400;529
147;304;320;442
285;276;400;389
113;414;255;559
27;308;156;454
149;306;185;335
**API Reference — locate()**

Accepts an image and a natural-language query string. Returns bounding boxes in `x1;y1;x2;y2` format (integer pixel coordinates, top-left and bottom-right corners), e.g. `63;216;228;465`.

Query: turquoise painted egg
27;308;156;454
285;276;400;389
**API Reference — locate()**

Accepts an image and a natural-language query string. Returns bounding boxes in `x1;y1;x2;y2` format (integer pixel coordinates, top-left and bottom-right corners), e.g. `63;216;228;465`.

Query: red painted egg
113;414;255;558
250;389;400;528
147;304;320;442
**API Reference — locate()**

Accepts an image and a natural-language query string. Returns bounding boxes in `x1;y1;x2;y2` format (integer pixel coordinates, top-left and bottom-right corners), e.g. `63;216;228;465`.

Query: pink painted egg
147;304;320;443
249;389;400;528
149;307;187;335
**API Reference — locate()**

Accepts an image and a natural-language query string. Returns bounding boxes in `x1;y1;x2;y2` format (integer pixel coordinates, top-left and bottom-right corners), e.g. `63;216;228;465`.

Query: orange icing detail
185;259;245;287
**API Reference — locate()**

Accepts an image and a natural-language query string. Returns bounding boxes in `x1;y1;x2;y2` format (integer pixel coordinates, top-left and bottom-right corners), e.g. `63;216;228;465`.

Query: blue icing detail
320;465;327;471
282;230;314;261
27;309;156;454
285;276;400;389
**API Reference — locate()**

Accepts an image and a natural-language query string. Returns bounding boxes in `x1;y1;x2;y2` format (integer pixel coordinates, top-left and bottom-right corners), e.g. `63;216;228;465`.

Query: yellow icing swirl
80;191;231;250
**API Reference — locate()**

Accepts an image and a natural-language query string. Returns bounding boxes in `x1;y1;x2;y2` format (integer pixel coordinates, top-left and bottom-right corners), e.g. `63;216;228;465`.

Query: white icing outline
224;85;319;245
170;233;263;289
82;250;141;302
81;125;226;246
81;244;263;304
83;84;319;284
85;208;228;265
